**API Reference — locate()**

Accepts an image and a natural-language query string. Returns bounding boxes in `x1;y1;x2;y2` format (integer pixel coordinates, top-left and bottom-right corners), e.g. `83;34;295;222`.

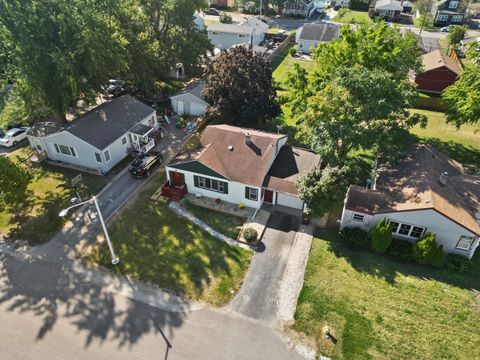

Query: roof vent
228;145;234;151
245;132;251;145
438;171;448;186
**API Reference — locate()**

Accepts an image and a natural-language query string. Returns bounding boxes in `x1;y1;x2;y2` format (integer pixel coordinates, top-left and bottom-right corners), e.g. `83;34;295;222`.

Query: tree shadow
317;228;480;291
0;203;187;356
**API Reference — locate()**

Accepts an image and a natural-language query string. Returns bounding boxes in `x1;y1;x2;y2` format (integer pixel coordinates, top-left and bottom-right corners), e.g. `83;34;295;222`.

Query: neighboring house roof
240;17;269;33
263;146;321;195
28;121;64;138
344;144;480;235
169;125;287;187
298;23;340;42
422;49;463;75
28;95;155;150
375;0;403;11
207;23;253;35
170;81;207;104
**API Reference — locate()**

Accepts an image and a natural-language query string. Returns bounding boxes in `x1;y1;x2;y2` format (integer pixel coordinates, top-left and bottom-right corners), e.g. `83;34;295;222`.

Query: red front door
171;171;185;187
264;189;274;204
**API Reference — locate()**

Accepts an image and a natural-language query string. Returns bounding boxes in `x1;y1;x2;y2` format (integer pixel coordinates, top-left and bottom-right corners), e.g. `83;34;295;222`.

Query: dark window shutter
194;175;199;187
245;186;249;199
223;182;228;194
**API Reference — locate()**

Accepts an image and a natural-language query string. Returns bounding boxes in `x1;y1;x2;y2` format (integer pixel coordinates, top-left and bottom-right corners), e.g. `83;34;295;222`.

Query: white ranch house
207;17;268;50
340;145;480;259
27;95;158;174
161;125;320;211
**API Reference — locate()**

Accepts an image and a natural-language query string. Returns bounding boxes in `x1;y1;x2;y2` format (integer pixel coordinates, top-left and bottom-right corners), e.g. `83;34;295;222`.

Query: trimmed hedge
339;227;371;250
414;96;447;112
387;239;414;263
349;0;370;11
445;254;473;273
413;233;446;267
370;219;392;253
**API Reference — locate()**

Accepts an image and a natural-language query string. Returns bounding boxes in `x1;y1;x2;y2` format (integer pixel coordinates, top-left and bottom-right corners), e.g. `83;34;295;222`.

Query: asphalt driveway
229;211;299;324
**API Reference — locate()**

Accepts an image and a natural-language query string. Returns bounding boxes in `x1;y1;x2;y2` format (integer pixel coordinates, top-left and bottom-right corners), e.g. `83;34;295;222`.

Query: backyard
89;172;252;306
0;146;117;245
294;232;480;359
333;9;371;24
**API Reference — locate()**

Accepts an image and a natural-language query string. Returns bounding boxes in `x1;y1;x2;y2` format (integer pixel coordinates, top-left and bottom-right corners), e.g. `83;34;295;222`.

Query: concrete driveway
229;211;299;324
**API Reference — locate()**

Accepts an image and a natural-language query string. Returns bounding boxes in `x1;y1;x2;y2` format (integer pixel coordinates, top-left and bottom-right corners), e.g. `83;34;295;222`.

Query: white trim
455;236;476;250
104;149;111;162
94;152;103;163
389;219;425;239
246;186;259;201
53;143;78;158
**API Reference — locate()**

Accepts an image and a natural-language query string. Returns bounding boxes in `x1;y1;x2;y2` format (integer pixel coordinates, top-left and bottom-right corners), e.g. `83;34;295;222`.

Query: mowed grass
0;146;111;244
334;10;371;24
183;201;246;239
89;173;252;306
410;109;480;169
294;233;480;359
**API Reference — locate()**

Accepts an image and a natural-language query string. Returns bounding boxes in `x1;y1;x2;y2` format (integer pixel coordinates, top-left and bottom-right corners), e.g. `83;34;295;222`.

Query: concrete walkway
229;211;300;325
277;224;315;323
168;202;251;250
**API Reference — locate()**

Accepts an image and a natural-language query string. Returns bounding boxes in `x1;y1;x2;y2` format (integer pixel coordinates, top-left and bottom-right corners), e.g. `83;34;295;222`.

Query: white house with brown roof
162;125;320;210
340;144;480;259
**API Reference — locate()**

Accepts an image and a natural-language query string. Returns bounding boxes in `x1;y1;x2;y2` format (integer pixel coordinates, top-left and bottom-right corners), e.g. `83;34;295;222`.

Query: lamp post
59;195;120;265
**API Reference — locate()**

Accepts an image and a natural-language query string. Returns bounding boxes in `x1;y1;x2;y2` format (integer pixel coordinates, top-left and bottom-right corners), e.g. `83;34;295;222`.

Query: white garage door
276;192;304;210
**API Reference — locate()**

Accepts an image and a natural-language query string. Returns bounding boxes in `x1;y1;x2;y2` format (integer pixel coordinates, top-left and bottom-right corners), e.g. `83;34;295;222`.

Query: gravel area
277;224;314;323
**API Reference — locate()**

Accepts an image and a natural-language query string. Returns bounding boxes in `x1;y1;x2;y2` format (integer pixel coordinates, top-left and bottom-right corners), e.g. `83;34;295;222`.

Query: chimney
245;132;251;145
438;172;448;186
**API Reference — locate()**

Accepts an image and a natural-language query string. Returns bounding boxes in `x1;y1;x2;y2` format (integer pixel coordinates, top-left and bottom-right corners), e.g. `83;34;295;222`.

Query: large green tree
202;45;280;126
443;65;480;126
0;156;31;210
0;0;130;120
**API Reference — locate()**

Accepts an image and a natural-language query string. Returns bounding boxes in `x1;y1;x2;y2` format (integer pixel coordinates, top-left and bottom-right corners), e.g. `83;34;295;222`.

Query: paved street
230;212;300;324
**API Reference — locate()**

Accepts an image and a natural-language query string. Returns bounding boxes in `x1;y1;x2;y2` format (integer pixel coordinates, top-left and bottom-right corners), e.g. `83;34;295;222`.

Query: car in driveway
440;25;455;32
0;127;29;147
205;7;221;16
129;153;161;177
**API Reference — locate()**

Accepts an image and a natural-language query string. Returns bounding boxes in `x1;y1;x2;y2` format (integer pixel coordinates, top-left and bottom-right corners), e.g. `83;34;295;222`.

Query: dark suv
129;153;161;177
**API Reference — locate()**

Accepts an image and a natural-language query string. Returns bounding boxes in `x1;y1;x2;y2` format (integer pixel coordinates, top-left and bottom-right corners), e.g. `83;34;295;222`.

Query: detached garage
170;81;208;116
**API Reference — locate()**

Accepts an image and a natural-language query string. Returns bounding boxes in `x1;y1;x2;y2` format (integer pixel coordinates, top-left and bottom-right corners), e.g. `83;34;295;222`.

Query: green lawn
410;109;480;169
334;10;371;24
89;173;252;306
0;146;115;245
183;200;245;239
294;233;480;359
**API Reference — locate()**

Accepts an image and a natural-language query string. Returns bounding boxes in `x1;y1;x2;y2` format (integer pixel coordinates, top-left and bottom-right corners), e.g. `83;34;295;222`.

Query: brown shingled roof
169;125;286;187
345;144;480;235
422;50;463;75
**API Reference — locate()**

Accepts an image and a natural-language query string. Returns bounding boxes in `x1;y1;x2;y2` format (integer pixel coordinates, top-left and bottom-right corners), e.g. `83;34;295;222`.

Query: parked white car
0;127;29;147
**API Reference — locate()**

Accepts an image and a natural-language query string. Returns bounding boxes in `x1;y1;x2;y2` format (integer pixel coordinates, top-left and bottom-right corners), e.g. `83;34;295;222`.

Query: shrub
243;227;258;243
413;233;445;267
339;227;370;250
387;239;414;263
219;12;233;24
289;47;297;57
445;254;473;273
370;219;392;253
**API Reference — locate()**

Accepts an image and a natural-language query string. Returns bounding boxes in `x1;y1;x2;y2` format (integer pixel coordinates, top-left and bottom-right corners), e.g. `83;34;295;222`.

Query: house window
245;187;258;201
34;140;43;152
104;150;111;162
122;137;127;145
352;213;365;222
194;175;228;194
452;14;463;22
398;224;412;236
437;14;449;22
94;152;102;163
449;1;458;9
54;143;76;157
456;236;476;250
390;220;425;239
212;31;219;35
239;34;246;38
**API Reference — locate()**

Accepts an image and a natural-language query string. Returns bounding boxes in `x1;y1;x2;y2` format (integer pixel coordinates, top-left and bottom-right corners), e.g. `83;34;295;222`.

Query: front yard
88;173;252;306
0;146;116;245
294;232;480;359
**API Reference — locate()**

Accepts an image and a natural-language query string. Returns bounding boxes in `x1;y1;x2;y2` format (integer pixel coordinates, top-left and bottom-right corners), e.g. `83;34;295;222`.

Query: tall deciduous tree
202;46;280;126
0;0;130;120
416;0;435;36
0;156;31;210
443;66;480;126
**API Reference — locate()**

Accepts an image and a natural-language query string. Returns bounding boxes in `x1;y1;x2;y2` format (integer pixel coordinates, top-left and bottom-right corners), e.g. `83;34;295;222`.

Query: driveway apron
229;211;299;324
